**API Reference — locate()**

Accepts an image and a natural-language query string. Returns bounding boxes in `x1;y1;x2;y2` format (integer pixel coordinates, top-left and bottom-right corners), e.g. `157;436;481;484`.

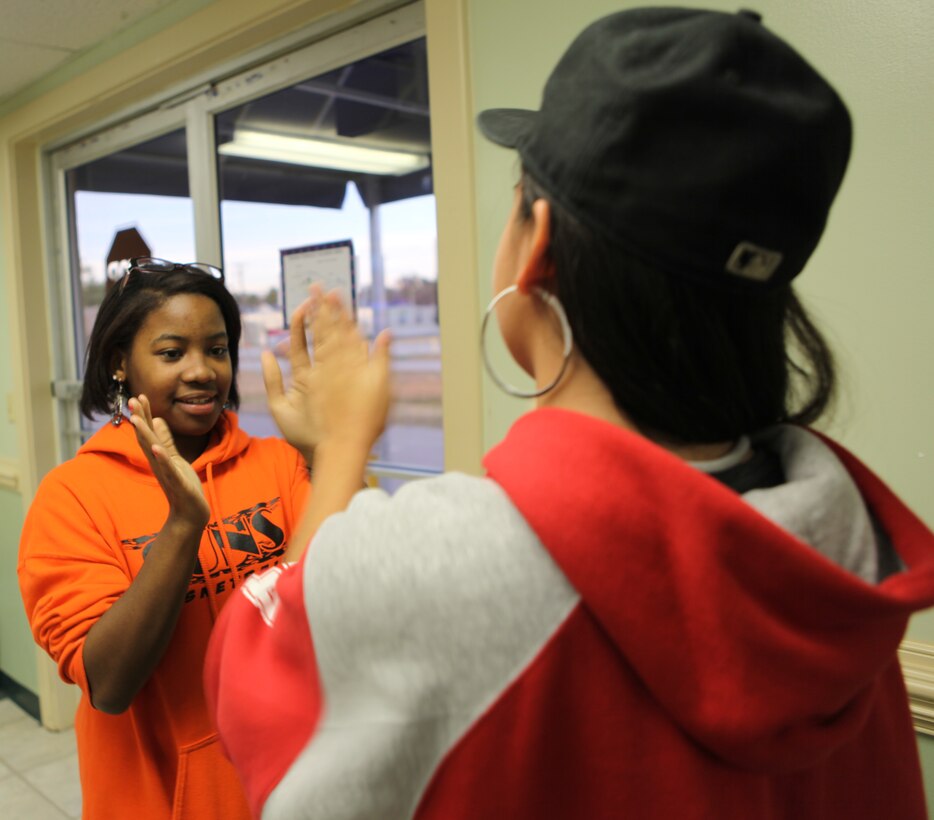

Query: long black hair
80;269;242;419
519;171;836;444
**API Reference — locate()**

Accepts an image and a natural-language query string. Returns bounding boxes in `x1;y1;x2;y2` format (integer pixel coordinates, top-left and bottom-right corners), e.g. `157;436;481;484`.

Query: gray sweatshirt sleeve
262;472;579;820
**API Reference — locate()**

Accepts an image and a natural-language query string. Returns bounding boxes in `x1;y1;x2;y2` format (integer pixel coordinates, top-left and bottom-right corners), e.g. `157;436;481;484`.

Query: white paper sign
280;240;355;326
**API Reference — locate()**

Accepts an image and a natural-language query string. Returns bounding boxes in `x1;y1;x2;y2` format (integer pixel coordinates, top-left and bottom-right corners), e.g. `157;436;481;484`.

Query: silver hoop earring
480;285;573;399
110;376;127;426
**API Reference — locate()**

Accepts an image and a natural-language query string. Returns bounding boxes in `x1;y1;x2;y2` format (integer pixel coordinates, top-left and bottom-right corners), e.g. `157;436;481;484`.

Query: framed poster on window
280;239;356;327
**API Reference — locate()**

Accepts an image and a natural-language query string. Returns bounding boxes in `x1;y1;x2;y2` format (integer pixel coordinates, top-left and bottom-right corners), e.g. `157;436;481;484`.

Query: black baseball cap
477;7;852;289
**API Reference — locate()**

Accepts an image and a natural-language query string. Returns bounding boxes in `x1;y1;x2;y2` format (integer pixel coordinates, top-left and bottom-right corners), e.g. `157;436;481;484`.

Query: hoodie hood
80;410;251;477
484;408;934;773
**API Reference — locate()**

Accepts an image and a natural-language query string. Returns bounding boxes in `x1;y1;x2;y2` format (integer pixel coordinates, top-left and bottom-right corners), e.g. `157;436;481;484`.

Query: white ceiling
0;0;177;106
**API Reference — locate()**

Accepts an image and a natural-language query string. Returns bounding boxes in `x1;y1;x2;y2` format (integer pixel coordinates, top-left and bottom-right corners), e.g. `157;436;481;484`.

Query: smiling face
116;293;232;462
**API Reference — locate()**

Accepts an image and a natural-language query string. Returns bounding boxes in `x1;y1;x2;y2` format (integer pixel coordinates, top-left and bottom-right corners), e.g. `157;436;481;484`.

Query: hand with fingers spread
271;289;392;561
262;287;392;463
261;288;325;463
128;395;210;529
309;290;392;453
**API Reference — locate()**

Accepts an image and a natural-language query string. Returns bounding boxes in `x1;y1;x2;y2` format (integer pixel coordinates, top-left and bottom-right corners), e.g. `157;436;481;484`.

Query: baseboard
899;640;934;737
0;669;40;721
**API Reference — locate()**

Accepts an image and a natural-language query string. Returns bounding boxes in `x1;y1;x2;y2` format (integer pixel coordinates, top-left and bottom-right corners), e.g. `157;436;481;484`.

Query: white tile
0;698;32;727
22;753;82;818
0;774;69;819
0;717;76;774
0;705;34;771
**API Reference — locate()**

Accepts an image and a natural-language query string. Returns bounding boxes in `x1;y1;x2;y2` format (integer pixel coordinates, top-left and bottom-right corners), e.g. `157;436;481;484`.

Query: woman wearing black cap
198;8;934;819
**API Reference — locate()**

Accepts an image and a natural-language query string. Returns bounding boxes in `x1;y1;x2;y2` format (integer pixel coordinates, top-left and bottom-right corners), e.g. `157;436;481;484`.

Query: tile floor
0;697;81;818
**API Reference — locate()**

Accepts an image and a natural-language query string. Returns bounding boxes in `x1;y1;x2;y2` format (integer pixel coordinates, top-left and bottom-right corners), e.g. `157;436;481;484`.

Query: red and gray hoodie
19;412;310;820
206;408;934;819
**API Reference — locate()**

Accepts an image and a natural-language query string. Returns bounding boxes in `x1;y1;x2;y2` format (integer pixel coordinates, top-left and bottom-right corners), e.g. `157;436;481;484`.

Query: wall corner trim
0;458;20;492
899;639;934;736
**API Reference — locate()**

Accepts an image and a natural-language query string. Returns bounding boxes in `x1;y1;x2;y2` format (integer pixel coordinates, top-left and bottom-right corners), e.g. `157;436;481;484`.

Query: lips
174;394;219;416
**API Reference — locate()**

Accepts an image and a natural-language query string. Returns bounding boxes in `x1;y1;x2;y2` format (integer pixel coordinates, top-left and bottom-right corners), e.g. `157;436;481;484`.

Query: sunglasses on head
110;257;225;293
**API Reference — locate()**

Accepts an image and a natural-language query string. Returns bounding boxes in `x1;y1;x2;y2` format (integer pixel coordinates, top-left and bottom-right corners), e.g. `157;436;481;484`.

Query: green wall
0;490;31;691
0;238;31;689
919;736;934;813
0;247;17;461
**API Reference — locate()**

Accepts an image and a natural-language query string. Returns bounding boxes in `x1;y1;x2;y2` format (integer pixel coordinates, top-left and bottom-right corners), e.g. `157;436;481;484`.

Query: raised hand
128;395;210;529
262;287;391;461
275;291;392;561
309;290;392;452
261;289;323;461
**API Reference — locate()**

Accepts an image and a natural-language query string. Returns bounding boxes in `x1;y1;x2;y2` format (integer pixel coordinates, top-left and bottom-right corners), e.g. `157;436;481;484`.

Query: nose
182;354;215;384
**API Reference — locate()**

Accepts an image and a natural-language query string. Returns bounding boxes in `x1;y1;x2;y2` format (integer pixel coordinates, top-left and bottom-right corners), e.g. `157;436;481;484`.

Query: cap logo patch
725;241;784;282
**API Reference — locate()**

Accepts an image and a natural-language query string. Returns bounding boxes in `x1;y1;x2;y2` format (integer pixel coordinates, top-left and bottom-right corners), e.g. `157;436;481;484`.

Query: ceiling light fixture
218;130;430;176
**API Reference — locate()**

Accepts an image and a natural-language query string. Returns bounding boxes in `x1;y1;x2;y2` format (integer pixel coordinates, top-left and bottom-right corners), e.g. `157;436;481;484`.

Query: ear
516;198;555;294
111;353;127;383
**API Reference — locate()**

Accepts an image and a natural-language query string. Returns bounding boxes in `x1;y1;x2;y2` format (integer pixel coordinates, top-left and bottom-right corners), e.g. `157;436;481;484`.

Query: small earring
111;376;127;426
222;400;232;411
480;285;573;398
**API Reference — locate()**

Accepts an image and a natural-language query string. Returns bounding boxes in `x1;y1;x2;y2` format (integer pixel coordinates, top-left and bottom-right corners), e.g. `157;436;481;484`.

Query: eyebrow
150;331;228;344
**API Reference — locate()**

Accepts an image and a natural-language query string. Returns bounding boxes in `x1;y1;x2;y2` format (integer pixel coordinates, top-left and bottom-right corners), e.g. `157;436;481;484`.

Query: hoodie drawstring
200;461;245;622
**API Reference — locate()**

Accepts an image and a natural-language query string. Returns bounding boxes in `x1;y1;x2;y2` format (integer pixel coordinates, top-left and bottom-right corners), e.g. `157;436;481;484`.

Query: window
50;4;440;486
215;38;441;475
62;127;195;437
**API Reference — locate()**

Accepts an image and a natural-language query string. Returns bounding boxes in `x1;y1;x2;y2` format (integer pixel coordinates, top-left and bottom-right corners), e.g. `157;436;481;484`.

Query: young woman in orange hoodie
18;259;315;819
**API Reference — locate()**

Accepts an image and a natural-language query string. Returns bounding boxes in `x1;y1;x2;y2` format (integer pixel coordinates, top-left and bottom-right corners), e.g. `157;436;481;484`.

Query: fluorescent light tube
218;130;430;176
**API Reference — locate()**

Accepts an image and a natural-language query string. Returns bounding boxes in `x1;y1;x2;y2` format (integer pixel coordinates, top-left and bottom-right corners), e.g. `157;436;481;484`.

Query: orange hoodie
18;411;309;820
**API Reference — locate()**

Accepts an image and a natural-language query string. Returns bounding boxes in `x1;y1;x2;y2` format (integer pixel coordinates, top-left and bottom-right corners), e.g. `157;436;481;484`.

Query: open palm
261;295;324;459
128;395;210;528
262;288;391;459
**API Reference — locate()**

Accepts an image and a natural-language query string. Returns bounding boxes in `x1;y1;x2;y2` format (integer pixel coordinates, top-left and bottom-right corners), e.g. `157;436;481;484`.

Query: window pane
216;37;442;475
67;128;194;435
